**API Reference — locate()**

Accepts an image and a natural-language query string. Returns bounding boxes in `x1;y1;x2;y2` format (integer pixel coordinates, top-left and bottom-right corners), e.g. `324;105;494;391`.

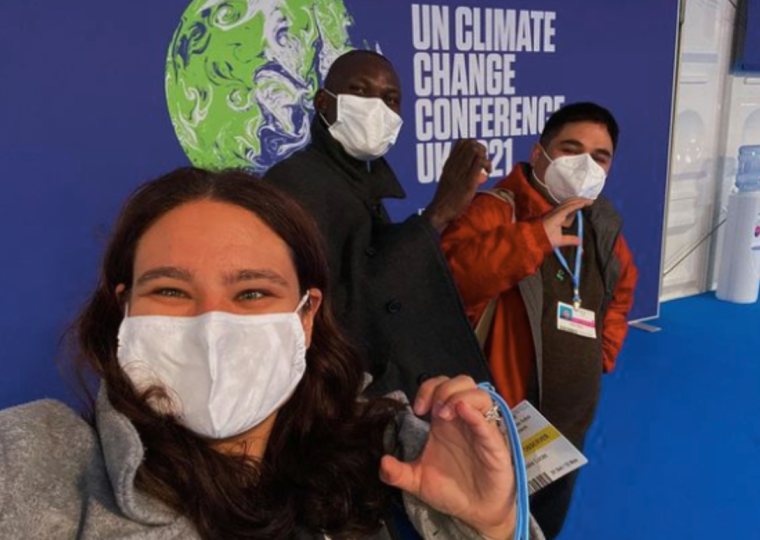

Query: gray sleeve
0;412;6;522
390;402;545;540
403;497;545;540
390;404;480;540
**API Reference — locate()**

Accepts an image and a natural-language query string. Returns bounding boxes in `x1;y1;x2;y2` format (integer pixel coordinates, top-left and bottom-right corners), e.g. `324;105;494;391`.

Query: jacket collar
95;386;179;526
497;163;554;220
309;117;405;201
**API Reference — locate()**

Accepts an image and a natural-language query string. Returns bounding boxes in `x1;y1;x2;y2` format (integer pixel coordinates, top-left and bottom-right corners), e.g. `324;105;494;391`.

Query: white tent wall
663;0;738;301
664;0;760;302
708;75;760;289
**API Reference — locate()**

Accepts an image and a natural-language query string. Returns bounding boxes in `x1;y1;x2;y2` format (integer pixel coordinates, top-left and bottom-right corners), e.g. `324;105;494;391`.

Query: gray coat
0;389;544;540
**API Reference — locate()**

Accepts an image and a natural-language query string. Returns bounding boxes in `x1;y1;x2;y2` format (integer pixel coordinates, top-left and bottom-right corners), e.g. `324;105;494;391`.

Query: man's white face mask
533;146;608;203
116;295;309;439
321;90;403;162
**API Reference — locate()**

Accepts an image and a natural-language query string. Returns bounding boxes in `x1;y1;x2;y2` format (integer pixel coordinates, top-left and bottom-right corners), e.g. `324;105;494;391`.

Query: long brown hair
73;167;400;539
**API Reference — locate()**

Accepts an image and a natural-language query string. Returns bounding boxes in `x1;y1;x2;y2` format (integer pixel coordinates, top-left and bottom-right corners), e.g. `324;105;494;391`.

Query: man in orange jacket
442;102;638;539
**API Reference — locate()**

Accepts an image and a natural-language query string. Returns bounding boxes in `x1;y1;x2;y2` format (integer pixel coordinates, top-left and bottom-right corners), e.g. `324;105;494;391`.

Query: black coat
265;119;491;397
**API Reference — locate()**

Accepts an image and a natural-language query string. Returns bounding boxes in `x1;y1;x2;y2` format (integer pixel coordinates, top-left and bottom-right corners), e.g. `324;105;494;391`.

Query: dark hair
540;102;620;151
73;167;400;539
324;49;394;90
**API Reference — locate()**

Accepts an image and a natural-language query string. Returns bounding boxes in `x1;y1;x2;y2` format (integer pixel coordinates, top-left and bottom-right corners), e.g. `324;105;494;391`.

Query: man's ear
314;89;328;115
301;288;323;349
529;143;543;168
314;89;339;125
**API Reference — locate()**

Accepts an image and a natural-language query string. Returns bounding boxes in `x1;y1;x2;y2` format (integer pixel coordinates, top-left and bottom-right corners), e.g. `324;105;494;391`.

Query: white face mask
533;146;608;203
116;296;309;439
321;90;403;161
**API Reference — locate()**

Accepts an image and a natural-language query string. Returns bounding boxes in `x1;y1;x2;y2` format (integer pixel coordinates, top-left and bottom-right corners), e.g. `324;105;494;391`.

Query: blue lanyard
478;383;530;540
553;211;584;309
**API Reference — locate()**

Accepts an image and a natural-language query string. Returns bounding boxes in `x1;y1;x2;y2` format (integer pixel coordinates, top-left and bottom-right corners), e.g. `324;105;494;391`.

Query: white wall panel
662;0;736;300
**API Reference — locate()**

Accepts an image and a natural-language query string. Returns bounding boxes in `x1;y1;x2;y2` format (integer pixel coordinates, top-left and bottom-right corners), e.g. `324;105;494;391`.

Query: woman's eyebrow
223;268;290;287
135;266;193;286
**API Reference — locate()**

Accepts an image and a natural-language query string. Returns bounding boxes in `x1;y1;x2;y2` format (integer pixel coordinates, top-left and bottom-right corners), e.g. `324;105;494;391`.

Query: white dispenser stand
716;190;760;303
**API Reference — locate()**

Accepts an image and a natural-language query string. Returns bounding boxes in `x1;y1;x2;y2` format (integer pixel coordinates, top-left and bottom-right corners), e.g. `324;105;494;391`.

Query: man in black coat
265;50;492;397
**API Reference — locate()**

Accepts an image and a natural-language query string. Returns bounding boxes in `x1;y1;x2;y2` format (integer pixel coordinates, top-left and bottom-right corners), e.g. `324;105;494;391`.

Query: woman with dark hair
0;168;541;540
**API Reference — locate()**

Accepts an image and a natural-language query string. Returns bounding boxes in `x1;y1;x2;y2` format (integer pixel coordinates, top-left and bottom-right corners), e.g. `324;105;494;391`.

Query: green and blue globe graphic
165;0;357;173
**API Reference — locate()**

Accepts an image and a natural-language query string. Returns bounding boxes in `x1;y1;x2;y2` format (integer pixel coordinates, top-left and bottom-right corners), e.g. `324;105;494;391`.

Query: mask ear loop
530;169;562;204
295;293;310;313
531;155;562;205
319;88;339;128
539;144;553;163
319;112;333;128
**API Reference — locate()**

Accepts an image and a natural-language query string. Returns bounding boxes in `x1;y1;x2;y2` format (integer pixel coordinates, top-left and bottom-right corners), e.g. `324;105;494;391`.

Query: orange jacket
442;164;638;406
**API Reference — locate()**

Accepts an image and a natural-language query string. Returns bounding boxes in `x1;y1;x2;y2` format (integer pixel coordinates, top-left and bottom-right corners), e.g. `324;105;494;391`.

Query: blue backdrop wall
0;1;679;409
735;0;760;73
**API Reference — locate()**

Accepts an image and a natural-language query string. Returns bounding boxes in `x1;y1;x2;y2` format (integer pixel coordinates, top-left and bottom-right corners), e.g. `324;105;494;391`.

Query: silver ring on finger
484;404;501;423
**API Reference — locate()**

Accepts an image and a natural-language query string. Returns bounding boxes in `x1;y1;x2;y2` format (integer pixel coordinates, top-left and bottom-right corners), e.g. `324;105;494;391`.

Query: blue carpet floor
558;293;760;540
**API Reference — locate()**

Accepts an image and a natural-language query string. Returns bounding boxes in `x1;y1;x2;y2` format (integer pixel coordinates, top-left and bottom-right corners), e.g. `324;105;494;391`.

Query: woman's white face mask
116;295;309;439
532;146;607;203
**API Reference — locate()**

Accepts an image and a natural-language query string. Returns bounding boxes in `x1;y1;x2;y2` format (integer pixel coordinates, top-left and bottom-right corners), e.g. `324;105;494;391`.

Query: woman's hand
379;376;516;540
